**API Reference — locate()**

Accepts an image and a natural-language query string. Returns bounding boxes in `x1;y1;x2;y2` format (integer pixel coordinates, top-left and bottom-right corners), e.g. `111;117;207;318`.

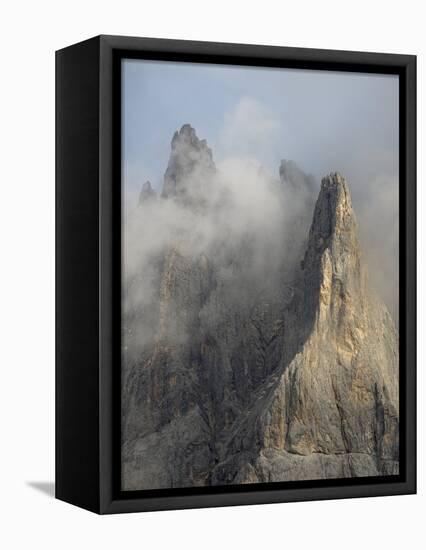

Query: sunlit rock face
121;126;399;490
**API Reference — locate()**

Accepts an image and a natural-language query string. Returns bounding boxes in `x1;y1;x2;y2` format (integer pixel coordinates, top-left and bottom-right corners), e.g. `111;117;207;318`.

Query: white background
0;1;423;548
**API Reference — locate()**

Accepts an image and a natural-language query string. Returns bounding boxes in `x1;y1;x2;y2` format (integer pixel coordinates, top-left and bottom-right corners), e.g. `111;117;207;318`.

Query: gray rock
138;180;156;204
211;173;399;483
279;159;317;273
121;134;399;490
161;124;216;206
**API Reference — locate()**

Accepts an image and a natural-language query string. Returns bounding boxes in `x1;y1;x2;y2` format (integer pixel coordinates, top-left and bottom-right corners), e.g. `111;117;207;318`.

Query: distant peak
139;180;156;204
180;123;196;136
170;124;209;150
279;160;315;194
162;125;216;201
279;159;299;178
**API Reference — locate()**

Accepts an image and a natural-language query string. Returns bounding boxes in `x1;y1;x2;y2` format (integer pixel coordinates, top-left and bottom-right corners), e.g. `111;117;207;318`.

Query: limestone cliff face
122;126;399;490
212;174;399;484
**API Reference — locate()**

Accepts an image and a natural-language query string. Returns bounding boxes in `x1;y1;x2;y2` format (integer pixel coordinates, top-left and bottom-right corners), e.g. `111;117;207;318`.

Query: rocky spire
122;157;400;489
307;173;357;249
138;180;156;204
161;124;216;204
299;172;364;331
211;172;397;483
279;159;315;195
303;173;359;270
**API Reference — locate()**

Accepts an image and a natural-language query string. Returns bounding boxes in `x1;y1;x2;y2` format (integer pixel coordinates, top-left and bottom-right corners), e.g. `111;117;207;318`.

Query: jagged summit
209;171;399;484
171;123;205;147
306;172;357;254
138;180;156;204
318;172;353;217
162;124;215;201
301;171;362;320
279;159;315;194
322;171;346;188
123;138;399;489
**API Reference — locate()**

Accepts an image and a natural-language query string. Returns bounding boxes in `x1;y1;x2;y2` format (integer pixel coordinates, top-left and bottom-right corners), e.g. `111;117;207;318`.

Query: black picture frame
56;35;416;514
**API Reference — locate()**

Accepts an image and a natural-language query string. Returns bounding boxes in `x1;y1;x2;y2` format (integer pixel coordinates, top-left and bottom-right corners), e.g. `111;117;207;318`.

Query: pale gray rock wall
121;128;399;490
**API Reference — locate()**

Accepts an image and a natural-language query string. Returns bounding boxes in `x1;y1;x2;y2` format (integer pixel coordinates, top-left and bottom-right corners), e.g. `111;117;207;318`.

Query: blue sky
122;58;398;200
122;59;399;321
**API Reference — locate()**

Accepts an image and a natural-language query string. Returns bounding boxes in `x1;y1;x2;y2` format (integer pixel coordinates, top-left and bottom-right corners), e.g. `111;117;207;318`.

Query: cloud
355;173;399;323
122;126;320;360
123;94;399;330
217;97;281;164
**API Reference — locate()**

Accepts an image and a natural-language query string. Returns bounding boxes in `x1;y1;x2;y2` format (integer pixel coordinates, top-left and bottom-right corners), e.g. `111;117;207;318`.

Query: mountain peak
162;125;215;201
306;172;356;253
320;172;350;205
322;171;346;187
138;180;156;204
123;155;399;489
301;172;363;326
279;159;315;194
172;123;197;143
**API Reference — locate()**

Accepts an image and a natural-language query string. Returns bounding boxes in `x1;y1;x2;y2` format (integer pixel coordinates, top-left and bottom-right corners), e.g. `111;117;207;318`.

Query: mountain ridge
122;125;399;490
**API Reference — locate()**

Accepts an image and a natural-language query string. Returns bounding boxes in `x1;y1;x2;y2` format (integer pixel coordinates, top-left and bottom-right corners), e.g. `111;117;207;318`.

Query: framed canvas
56;35;416;514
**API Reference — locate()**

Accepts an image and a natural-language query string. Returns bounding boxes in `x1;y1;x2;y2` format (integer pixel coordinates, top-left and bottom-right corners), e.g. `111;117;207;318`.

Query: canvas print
121;60;399;491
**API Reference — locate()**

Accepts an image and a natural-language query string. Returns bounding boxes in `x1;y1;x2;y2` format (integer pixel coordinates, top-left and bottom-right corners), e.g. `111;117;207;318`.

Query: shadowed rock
212;173;399;483
162;124;216;205
138;181;157;204
121;135;399;490
279;160;317;272
279;159;315;195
